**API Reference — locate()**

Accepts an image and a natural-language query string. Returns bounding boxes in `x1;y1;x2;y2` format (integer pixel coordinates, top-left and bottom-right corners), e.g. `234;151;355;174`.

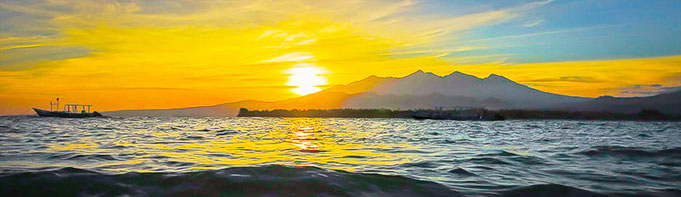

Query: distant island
237;108;681;121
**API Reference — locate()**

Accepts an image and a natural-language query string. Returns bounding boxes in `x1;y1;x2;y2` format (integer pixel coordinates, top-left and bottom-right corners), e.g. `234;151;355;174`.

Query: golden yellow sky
1;0;680;114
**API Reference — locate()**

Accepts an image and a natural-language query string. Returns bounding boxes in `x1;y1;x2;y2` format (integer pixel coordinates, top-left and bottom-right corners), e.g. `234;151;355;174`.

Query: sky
1;0;681;114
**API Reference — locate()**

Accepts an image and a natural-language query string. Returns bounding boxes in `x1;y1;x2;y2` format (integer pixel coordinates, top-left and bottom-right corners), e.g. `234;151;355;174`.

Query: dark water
1;116;680;196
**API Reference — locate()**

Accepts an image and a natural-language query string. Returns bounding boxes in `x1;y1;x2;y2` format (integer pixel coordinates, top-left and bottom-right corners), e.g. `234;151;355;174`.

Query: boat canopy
63;104;93;113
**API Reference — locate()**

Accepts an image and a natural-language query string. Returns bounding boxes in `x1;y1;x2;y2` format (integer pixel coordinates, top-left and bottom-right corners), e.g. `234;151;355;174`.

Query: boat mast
50;98;60;112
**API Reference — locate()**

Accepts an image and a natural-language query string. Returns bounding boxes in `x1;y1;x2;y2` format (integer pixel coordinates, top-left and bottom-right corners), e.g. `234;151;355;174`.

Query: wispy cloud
524;76;603;83
262;52;316;63
381;46;484;57
523;20;544;27
612;84;681;96
463;25;622;43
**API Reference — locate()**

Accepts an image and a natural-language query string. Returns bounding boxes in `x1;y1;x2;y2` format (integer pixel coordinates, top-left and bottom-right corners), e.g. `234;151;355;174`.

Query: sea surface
1;116;680;196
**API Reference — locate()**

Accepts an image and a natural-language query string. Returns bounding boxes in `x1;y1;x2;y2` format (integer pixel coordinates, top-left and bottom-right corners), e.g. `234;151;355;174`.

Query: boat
412;107;504;121
33;98;103;118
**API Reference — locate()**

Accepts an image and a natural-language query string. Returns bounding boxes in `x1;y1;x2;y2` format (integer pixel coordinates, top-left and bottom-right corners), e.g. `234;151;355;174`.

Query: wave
579;146;681;158
448;167;477;177
500;184;607;197
467;157;511;165
479;150;549;165
0;165;460;197
46;153;121;161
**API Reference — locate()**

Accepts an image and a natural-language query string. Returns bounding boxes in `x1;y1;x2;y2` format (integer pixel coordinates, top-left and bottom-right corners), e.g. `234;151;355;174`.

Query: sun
285;64;328;95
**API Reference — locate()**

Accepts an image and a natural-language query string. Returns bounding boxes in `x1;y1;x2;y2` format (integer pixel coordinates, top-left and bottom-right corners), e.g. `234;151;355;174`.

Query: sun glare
285;64;328;95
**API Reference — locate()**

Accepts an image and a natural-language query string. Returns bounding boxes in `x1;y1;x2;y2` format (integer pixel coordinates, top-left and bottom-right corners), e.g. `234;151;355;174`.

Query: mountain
339;70;588;109
320;75;391;95
104;92;353;117
341;93;514;110
106;70;677;117
103;100;270;117
556;91;681;114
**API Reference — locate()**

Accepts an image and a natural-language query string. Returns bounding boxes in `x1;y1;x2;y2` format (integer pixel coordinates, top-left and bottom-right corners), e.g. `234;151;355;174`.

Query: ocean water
1;116;680;196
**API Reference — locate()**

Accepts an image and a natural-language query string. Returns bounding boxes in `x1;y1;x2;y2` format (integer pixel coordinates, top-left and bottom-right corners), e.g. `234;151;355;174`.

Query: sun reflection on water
40;118;420;172
291;127;321;151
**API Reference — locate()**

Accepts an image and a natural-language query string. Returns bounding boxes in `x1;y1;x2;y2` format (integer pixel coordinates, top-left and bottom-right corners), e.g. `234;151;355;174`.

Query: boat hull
33;108;102;118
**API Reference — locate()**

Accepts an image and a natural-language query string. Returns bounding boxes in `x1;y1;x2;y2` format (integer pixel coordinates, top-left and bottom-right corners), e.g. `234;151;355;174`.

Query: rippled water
1;116;680;196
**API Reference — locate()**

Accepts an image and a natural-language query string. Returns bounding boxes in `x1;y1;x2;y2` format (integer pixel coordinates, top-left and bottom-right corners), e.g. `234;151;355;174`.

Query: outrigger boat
33;98;102;118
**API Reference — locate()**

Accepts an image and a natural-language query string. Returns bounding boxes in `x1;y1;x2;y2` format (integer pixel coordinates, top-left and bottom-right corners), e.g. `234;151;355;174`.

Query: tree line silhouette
238;108;679;120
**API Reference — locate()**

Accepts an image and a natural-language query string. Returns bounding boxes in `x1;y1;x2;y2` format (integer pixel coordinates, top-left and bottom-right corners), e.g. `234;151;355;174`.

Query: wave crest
500;184;607;197
580;146;681;158
0;165;459;197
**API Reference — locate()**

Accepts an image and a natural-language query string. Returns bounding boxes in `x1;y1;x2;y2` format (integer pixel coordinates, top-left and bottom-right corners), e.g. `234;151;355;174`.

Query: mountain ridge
103;70;679;117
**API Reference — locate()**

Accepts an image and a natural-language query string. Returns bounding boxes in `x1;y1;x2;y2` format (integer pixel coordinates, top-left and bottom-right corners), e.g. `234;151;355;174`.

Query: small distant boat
33;98;102;118
412;107;504;121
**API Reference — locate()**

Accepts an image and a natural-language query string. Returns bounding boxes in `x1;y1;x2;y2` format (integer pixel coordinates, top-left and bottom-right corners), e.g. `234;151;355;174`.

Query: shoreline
237;108;681;121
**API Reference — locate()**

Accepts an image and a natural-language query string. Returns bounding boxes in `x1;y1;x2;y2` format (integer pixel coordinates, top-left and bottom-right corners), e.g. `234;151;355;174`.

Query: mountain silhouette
334;70;588;109
103;71;679;117
104;92;352;117
556;91;681;114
